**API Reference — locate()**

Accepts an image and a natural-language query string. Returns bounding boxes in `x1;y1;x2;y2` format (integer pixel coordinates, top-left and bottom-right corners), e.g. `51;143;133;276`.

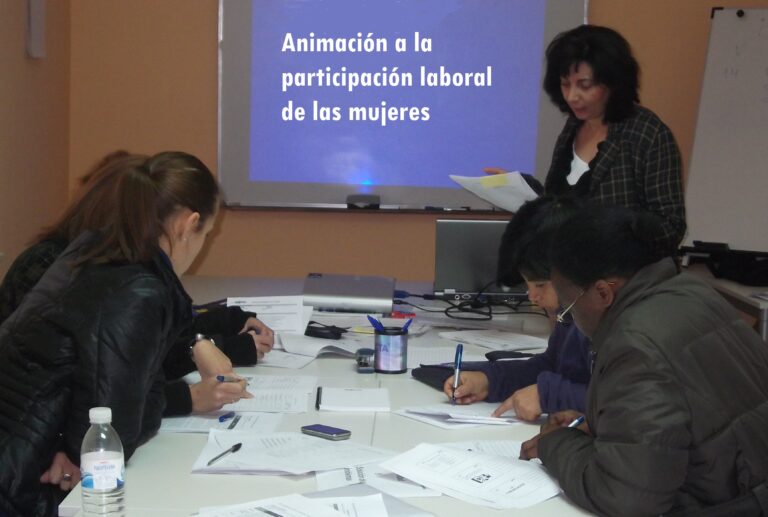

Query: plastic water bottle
80;407;125;516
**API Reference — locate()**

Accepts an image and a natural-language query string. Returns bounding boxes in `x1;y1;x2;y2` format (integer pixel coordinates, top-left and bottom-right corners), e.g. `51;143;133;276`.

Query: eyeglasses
556;289;586;324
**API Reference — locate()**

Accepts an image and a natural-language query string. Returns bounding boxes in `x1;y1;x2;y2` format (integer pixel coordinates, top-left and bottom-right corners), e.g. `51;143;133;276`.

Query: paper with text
159;411;281;434
450;172;538;212
198;493;345;517
227;296;310;334
192;431;394;475
396;402;521;429
316;463;441;498
438;329;547;351
380;443;560;509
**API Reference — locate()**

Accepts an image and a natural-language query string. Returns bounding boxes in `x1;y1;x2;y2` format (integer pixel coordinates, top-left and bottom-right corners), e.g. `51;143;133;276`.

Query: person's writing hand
442;371;489;405
492;384;542;421
192;338;233;378
189;375;253;413
241;317;275;359
40;451;80;492
519;410;587;460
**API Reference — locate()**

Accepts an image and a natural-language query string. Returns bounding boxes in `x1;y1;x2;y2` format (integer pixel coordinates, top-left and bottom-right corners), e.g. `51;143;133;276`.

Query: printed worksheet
159;411;282;434
380;443;561;509
192;431;394;475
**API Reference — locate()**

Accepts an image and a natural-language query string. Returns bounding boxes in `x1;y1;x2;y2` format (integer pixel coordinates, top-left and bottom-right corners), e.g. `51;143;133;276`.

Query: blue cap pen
218;411;236;423
367;315;385;332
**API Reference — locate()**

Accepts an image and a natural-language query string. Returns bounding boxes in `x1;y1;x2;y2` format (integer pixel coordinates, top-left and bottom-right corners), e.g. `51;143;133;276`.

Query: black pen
451;343;464;405
206;442;242;466
315;386;323;410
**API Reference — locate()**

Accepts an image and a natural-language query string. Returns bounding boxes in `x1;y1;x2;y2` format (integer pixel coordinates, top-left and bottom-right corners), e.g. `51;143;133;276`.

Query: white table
60;276;589;516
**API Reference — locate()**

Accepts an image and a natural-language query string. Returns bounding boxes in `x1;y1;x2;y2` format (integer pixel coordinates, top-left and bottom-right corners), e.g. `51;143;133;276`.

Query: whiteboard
685;8;768;252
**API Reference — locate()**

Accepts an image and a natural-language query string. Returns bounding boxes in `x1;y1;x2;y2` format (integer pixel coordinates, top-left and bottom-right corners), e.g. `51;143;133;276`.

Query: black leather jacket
0;234;193;517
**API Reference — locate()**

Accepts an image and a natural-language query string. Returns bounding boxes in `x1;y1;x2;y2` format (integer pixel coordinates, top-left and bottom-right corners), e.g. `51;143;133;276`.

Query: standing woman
543;25;686;255
0;152;219;516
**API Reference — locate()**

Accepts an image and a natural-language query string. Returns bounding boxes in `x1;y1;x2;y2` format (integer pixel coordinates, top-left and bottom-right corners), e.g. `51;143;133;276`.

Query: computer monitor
433;219;527;303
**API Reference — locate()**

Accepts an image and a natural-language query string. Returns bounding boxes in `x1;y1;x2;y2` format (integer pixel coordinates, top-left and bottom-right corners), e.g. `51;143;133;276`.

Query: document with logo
380;443;561;509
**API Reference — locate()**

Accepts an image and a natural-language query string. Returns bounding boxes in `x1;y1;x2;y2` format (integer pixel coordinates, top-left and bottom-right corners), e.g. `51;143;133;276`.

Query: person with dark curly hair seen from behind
520;204;768;516
542;25;686;256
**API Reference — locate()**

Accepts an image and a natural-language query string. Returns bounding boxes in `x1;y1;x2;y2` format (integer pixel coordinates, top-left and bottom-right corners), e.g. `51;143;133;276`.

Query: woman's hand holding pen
190;375;252;413
519;410;588;460
442;371;490;405
241;317;275;360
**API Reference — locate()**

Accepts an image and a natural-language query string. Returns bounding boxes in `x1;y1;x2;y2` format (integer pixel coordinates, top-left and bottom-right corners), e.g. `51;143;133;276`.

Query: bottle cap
89;407;112;424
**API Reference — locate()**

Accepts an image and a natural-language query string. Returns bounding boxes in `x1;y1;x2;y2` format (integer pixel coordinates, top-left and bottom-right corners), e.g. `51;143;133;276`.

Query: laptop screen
434;219;525;299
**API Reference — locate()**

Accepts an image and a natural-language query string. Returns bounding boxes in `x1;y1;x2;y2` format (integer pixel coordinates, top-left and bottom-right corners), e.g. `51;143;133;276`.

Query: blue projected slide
220;0;582;209
249;0;544;189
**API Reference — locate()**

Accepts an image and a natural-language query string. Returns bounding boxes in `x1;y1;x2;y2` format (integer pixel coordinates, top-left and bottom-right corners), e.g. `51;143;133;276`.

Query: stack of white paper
192;430;394;475
380;443;561;509
318;387;391;412
395;402;520;429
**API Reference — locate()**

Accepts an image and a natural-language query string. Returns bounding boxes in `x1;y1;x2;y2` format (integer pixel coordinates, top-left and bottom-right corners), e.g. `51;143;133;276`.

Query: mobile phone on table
300;424;351;441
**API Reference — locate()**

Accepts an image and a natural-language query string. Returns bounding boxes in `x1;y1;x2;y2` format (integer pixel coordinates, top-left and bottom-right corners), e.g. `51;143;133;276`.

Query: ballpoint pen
367;315;385;332
567;415;585;428
206;442;242;466
216;374;249;386
451;343;463;405
218;411;236;423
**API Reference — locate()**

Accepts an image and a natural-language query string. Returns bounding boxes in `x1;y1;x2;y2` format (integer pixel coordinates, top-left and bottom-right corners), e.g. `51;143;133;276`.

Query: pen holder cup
374;327;408;374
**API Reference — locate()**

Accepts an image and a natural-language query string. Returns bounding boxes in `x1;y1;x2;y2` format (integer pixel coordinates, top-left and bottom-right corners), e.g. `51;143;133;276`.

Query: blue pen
451;343;464;405
218;411;236;423
367;315;385;332
567;415;585;428
401;318;413;333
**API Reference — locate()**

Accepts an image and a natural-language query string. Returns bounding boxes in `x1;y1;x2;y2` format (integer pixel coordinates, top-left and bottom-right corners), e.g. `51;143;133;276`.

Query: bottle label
81;451;125;490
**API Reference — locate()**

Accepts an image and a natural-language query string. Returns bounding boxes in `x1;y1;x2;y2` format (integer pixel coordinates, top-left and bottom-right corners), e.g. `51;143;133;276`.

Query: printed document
449;171;538;212
258;349;316;369
223;389;308;413
227;296;311;334
395;402;520;429
197;493;345;517
380;443;561;509
281;333;360;358
439;329;547;351
316;463;441;498
160;411;281;434
192;430;394;475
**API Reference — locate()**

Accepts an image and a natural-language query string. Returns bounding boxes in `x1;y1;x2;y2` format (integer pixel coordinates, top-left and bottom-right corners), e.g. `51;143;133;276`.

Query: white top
566;145;590;186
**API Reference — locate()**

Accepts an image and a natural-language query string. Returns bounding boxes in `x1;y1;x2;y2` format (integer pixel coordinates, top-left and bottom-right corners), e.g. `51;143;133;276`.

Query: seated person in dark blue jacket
443;196;592;421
